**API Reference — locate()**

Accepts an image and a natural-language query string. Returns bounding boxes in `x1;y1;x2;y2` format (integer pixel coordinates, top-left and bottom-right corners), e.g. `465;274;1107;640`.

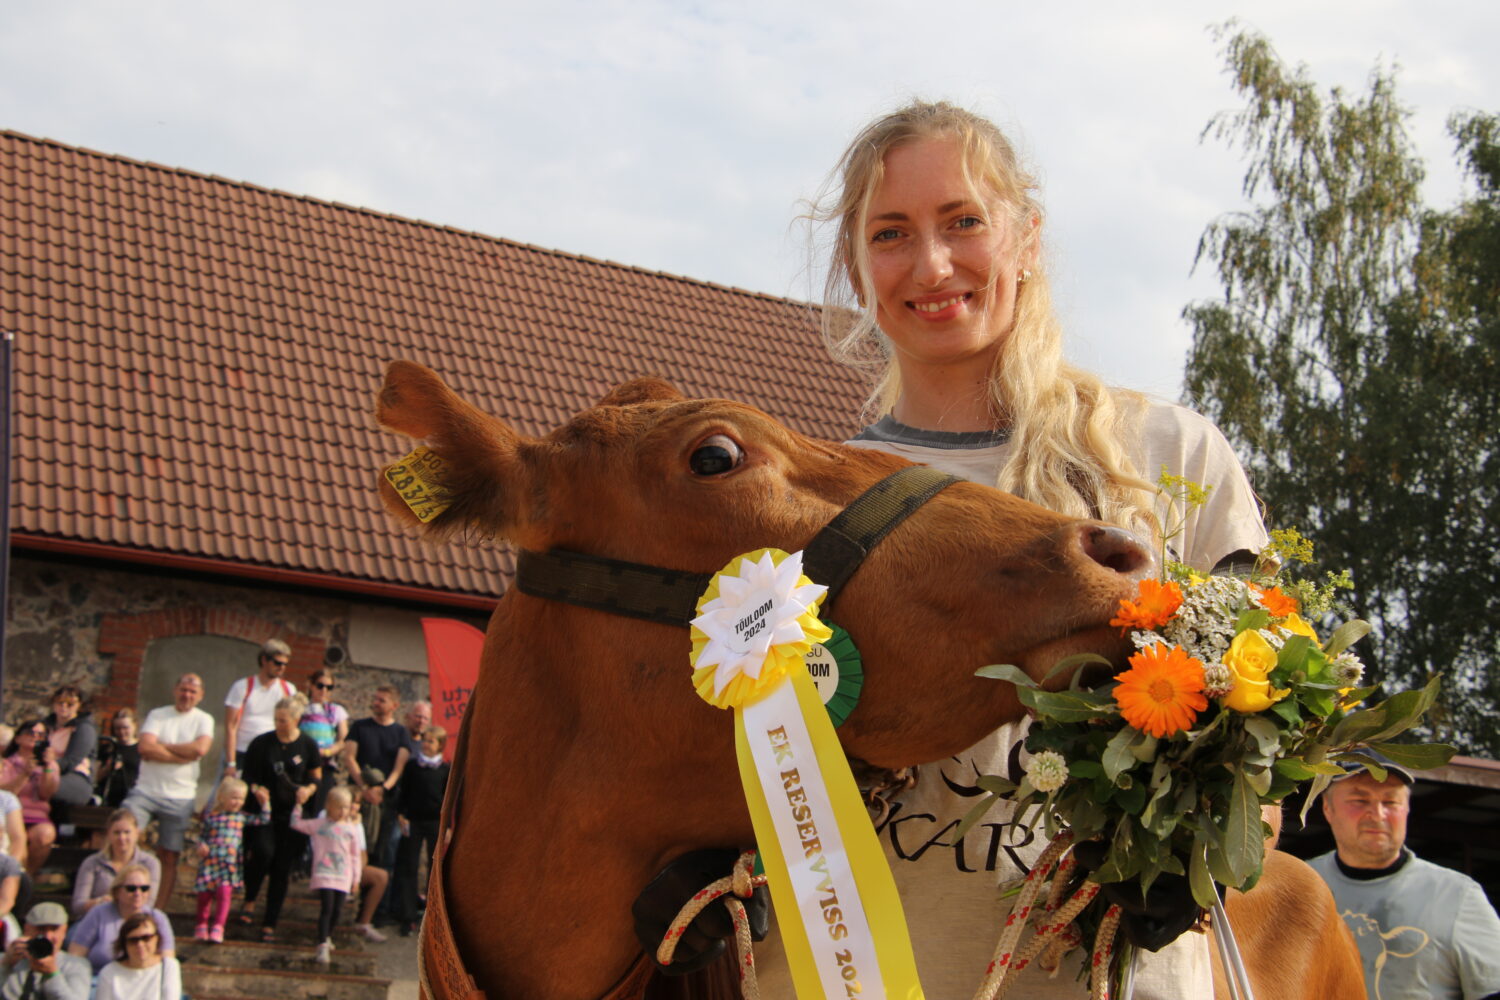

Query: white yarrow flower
1026;750;1069;793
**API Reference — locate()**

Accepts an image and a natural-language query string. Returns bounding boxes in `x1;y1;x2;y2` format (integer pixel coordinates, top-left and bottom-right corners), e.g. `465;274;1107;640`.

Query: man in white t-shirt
223;639;297;775
123;673;214;908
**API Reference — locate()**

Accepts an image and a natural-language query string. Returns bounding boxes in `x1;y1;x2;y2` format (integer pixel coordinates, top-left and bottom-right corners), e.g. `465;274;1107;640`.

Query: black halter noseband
513;465;960;626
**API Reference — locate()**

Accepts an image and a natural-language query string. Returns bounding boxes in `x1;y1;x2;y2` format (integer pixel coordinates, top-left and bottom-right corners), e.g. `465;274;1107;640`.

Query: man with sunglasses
223;640;298;777
1;902;89;1000
124;674;214;910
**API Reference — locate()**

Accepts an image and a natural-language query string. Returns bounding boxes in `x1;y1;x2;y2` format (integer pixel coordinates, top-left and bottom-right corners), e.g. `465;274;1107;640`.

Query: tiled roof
0;130;868;605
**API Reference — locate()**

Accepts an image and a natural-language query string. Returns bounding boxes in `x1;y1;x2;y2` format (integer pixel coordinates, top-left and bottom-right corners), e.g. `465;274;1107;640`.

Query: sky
3;0;1495;400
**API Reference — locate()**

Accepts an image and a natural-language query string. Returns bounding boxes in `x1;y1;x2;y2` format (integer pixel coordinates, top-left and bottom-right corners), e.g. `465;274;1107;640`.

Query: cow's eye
689;435;744;476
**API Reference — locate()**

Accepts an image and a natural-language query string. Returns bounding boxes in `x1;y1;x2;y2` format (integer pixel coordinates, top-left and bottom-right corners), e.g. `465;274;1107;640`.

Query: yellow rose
1278;613;1321;647
1220;630;1290;713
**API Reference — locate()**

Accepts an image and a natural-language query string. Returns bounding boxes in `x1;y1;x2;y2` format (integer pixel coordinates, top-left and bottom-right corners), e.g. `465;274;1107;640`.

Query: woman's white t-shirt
756;400;1269;1000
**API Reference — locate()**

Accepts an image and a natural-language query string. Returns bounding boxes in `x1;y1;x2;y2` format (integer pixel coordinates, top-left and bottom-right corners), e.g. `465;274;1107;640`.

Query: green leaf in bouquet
1267;771;1297;802
1104;727;1144;784
1298;773;1335;825
1306;761;1350;775
974;663;1038;688
1224;769;1263;886
1323;619;1371;659
1330;675;1442;746
1140;763;1174;830
1130;733;1160;763
1242;716;1282;758
1300;645;1333;685
1271;635;1312;687
1365;741;1457;771
1245;767;1273;796
1205;839;1238;889
1018;685;1117;723
1189;839;1219;909
1044;652;1114;689
1116;780;1149;815
952;791;1002;843
976;774;1018;796
1274;758;1318;781
1069;760;1104;779
1180;709;1228;761
1234;608;1272;634
1296;686;1336;719
1270;698;1304;726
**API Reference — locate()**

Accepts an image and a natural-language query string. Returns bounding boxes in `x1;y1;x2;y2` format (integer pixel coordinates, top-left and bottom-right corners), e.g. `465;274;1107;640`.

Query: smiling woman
729;99;1274;999
96;911;183;1000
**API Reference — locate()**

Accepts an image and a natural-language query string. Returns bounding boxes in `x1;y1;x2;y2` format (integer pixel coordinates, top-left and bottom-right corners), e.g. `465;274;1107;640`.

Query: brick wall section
3;556;437;726
93;606;326;720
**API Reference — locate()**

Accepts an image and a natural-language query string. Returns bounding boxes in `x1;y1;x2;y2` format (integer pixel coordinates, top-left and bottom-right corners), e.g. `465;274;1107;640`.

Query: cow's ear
597;377;682;407
375;360;529;539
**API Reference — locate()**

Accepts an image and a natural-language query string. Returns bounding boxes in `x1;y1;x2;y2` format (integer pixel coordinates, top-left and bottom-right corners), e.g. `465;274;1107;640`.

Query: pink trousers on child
196;884;234;931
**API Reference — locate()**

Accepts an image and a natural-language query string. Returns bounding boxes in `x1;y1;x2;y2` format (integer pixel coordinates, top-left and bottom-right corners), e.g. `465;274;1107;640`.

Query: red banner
420;617;485;762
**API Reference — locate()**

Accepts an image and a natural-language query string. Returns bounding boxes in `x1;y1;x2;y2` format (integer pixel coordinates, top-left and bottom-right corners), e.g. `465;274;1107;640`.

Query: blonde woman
762;99;1272;999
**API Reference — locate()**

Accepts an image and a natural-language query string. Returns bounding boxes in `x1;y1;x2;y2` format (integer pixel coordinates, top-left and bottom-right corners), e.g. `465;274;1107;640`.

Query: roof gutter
10;533;499;613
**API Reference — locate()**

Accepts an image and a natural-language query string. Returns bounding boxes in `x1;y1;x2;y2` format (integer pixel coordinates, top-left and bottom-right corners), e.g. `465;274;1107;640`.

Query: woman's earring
1018;269;1033;284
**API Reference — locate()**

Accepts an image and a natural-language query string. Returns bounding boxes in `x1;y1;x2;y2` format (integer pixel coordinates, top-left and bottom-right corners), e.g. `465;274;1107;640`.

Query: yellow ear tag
384;445;451;523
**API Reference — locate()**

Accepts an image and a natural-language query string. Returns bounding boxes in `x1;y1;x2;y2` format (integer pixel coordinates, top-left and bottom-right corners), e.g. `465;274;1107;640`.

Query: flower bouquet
960;476;1456;997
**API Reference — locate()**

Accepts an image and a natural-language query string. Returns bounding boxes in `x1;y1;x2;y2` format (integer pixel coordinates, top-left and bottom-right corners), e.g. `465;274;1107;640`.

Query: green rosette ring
803;622;864;728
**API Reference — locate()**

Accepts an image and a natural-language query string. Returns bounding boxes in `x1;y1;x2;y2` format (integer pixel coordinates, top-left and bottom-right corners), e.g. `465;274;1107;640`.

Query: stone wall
2;555;487;731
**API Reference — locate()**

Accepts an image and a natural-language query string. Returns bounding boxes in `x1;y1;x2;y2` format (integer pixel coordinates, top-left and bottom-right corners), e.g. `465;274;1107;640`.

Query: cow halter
513;465;959;625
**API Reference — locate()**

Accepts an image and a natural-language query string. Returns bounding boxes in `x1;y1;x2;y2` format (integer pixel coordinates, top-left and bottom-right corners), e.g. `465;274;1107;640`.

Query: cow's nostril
1079;524;1152;576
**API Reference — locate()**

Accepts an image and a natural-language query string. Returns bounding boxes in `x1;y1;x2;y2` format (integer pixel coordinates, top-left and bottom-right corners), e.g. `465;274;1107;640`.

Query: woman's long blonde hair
807;100;1155;531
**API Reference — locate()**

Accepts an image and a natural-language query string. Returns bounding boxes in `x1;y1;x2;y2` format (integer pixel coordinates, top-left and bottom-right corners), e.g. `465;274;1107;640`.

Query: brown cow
1213;811;1366;1000
376;361;1149;999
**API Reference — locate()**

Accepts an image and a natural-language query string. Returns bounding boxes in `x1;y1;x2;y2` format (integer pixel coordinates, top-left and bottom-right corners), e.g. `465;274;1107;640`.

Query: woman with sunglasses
299;670;348;813
67;864;175;974
0;720;59;877
95;912;181;1000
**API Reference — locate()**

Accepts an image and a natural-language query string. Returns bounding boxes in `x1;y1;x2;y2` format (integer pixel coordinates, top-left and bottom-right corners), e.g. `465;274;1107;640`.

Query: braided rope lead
656;850;768;1000
971;833;1124;1000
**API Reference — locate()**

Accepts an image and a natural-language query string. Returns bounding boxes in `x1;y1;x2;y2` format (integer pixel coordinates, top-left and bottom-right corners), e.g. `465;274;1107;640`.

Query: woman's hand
294;783;315;806
252;785;270;808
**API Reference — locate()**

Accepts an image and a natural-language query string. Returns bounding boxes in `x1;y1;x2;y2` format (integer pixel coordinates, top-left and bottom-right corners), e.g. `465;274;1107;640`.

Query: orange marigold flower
1251;584;1299;618
1114;643;1208;738
1110;579;1184;633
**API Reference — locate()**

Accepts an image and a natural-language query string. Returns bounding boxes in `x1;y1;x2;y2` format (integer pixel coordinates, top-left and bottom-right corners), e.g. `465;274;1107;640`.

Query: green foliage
1184;26;1500;758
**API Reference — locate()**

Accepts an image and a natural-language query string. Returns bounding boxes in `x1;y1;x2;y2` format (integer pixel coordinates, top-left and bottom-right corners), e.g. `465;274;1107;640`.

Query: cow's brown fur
1217;850;1366;1000
378;362;1160;998
380;362;1366;1000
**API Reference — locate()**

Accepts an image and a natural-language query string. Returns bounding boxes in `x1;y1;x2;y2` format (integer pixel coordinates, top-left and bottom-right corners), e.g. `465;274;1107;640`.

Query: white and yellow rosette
690;548;924;1000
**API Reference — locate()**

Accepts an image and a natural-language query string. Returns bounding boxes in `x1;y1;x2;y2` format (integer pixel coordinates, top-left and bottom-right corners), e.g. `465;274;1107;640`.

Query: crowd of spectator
0;638;451;1000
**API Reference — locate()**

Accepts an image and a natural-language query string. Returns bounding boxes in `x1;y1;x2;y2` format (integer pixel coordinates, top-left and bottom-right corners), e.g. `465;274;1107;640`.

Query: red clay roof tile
2;129;869;602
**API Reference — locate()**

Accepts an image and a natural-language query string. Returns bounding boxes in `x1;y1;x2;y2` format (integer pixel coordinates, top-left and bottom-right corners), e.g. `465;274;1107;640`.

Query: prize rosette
690;548;924;1000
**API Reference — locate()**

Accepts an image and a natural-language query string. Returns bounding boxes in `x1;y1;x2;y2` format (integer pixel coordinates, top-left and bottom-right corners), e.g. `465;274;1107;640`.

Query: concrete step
166;911;364;947
178;937;377;977
165;887;341;923
181;963;391;1000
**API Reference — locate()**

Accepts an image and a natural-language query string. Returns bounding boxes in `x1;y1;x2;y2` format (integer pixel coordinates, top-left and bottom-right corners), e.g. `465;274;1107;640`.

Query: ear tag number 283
384;445;451;523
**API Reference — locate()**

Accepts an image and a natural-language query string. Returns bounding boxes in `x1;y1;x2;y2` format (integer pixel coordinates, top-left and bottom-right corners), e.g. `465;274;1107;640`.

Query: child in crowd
193;777;247;943
291;786;363;964
394;725;449;936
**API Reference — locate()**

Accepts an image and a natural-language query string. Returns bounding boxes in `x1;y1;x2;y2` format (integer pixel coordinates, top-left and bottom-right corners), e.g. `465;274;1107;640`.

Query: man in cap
1308;752;1500;1000
0;902;90;1000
